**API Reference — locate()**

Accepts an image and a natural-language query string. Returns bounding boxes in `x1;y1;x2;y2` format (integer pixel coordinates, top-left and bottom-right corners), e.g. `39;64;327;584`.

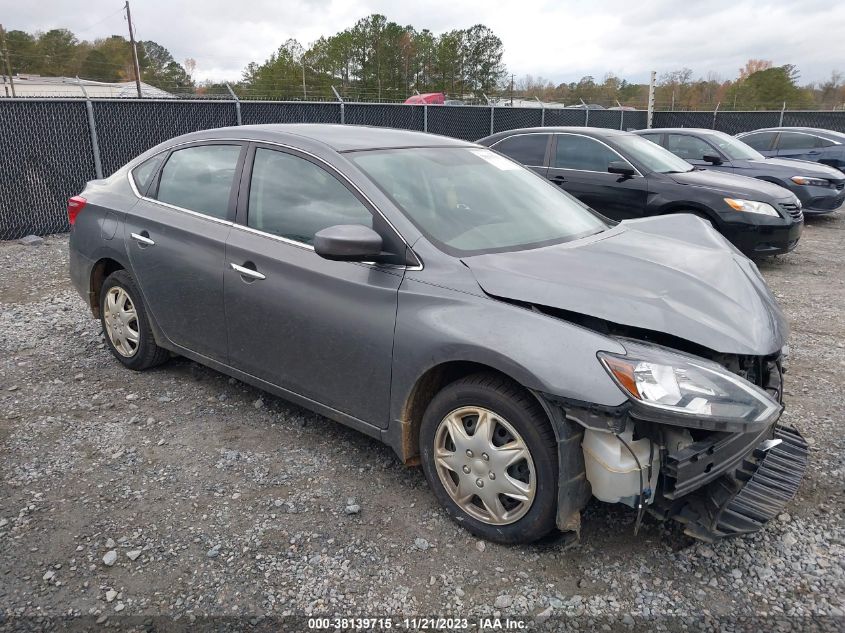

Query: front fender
390;277;628;427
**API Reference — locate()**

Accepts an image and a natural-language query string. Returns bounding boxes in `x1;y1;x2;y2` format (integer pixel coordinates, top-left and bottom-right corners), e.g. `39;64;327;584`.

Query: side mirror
702;154;723;165
608;160;636;177
314;224;383;262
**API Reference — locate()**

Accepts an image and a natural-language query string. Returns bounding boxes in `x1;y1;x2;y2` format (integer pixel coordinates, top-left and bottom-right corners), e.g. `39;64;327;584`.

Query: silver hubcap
433;406;536;525
103;287;140;358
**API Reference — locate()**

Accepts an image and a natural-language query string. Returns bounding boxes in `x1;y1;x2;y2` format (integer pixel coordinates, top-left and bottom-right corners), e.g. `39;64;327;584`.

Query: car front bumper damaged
653;425;808;542
545;392;808;542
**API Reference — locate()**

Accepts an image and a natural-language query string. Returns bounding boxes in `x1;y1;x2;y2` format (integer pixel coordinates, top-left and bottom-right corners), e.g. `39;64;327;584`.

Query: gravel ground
1;215;843;631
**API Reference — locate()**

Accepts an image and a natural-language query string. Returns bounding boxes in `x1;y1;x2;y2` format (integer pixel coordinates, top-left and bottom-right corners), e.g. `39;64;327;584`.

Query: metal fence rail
2;98;845;240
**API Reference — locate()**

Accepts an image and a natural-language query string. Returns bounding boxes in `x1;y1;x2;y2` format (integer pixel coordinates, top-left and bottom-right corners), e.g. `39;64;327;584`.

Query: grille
778;202;803;222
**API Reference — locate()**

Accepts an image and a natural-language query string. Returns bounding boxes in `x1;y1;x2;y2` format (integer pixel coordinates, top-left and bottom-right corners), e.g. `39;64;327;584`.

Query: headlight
598;340;781;428
791;176;828;186
723;198;780;216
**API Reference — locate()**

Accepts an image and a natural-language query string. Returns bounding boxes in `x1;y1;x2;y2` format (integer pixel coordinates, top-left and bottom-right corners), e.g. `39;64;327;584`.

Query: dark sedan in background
478;127;804;257
635;128;845;215
737;127;845;172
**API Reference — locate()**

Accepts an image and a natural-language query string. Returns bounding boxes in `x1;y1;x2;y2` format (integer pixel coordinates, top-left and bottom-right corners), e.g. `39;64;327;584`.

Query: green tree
79;48;121;81
139;40;194;90
728;65;813;109
461;25;505;95
4;30;37;74
36;28;78;75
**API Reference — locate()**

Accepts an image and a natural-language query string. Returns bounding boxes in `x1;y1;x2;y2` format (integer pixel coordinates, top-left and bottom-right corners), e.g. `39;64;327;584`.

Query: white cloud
5;0;843;84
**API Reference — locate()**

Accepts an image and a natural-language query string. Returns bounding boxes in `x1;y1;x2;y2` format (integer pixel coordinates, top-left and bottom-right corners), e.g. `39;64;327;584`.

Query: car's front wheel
420;373;559;544
99;269;169;370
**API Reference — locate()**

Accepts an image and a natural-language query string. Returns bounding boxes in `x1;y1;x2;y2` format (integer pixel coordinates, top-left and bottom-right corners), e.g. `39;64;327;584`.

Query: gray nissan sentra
68;124;807;544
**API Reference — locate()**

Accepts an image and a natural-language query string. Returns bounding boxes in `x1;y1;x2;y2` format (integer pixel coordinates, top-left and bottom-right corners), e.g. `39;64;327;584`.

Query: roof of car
737;127;845;140
633;128;728;135
184;123;474;152
480;127;631;144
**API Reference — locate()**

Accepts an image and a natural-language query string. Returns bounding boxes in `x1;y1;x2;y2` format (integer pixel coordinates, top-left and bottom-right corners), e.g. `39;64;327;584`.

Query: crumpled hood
462;214;788;356
669;169;795;201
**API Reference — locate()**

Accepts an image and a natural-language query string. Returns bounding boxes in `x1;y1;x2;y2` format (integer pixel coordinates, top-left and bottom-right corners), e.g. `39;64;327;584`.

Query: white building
1;75;174;98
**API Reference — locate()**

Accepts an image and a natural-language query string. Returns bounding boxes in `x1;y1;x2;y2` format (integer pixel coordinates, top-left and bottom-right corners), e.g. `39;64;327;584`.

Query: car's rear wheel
100;270;169;370
420;373;558;544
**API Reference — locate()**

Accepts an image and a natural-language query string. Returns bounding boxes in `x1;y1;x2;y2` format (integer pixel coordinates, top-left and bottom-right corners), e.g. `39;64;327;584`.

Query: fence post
712;102;720;130
423;104;428;132
225;83;241;126
535;96;545;127
331;86;345;124
647;70;656;129
77;77;103;179
578;99;589;126
484;94;494;135
779;101;786;127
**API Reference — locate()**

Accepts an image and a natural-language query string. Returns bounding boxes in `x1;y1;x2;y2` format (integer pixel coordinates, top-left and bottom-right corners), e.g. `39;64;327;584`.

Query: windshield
349;147;607;255
613;134;694;174
701;132;765;161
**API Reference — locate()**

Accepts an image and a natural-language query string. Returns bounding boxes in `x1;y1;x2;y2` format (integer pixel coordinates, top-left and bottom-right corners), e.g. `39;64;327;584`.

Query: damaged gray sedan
68;124;807;544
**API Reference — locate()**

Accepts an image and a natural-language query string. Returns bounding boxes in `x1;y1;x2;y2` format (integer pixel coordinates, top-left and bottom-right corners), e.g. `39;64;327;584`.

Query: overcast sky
5;0;844;85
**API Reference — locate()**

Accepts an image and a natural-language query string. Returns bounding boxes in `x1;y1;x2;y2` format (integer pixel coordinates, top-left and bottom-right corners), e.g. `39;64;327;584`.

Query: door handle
230;262;266;281
550;175;566;185
130;232;155;246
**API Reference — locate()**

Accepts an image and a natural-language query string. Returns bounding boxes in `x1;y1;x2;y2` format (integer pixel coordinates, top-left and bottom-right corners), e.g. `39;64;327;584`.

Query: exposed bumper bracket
660;426;808;542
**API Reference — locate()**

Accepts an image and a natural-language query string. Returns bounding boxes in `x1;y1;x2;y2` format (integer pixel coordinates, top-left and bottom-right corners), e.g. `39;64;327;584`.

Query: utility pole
301;59;307;100
0;24;16;98
124;1;142;98
510;73;514;106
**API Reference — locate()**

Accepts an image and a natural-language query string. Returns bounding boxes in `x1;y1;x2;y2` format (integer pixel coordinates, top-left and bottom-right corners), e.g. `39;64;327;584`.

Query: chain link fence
0;100;97;240
240;101;341;126
93;100;238;176
2;98;845;240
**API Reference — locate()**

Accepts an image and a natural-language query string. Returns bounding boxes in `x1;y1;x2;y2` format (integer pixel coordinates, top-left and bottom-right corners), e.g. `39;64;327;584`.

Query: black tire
99;269;169;371
419;372;559;544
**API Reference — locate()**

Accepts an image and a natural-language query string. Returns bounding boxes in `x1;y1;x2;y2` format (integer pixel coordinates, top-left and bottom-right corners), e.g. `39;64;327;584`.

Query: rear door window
741;132;777;151
155;145;243;220
638;133;664;145
492;134;550;166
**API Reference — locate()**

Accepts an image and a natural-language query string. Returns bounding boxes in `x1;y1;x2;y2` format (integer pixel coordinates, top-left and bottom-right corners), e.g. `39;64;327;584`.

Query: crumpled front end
654;425;808;541
543;344;808;542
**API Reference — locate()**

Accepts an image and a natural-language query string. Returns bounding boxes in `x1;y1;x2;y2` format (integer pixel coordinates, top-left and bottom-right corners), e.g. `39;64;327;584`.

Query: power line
73;7;126;36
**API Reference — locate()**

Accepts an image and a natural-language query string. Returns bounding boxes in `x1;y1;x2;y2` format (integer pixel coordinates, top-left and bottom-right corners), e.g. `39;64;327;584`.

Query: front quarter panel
390;274;628;428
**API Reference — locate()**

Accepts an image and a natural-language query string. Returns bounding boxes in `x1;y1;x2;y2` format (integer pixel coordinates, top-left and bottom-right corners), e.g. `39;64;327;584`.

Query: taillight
67;196;87;226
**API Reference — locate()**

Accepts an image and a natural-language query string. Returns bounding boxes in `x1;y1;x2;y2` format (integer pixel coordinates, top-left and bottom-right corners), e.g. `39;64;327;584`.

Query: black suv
478;127;804;257
636;128;845;216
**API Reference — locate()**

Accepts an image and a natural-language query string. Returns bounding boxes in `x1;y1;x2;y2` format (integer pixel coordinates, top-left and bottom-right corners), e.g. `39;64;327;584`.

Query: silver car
68;124;807;544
